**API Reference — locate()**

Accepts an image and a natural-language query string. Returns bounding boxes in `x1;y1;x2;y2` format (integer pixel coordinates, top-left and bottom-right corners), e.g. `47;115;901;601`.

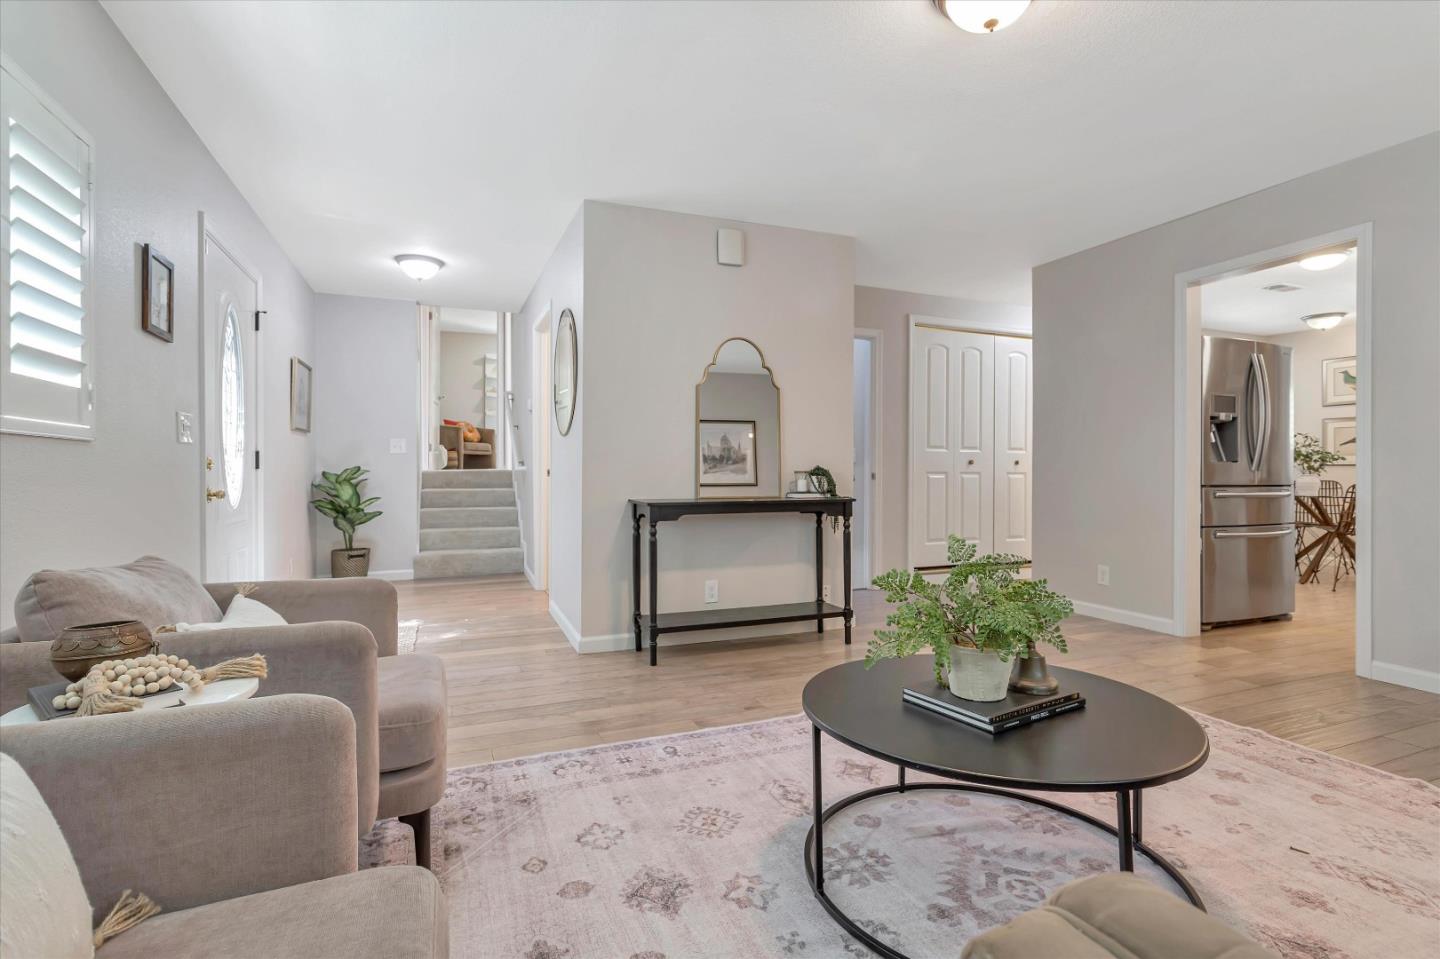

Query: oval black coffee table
802;657;1210;959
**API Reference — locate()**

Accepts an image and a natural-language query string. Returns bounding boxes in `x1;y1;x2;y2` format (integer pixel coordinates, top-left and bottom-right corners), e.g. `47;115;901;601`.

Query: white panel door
203;235;260;581
909;326;993;567
993;336;1033;559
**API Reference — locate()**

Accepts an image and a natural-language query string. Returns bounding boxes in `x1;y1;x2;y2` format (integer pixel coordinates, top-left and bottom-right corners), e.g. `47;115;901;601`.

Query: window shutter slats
10;281;82;334
7;122;83;193
10;312;84;359
9;343;84;388
10;217;84;275
8;152;83;220
9;186;85;247
10;249;83;304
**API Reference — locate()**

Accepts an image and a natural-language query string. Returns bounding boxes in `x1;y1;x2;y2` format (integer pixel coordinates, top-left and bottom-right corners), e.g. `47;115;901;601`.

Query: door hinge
255;449;261;470
254;309;267;331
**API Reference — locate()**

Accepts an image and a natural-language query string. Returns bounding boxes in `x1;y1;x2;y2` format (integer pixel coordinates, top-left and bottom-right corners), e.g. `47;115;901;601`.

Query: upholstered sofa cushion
963;873;1276;959
0;753;94;959
95;867;447;959
14;556;222;644
377;653;448;773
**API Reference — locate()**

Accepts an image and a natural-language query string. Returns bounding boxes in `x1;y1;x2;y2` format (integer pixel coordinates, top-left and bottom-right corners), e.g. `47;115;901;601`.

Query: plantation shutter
1;61;95;439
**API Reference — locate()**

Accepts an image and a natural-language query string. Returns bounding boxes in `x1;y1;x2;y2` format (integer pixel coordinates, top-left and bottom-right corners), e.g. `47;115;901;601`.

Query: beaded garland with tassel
53;652;268;717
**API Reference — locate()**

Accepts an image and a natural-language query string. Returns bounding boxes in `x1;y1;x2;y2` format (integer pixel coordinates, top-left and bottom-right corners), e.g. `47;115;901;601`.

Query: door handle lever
206;488;227;502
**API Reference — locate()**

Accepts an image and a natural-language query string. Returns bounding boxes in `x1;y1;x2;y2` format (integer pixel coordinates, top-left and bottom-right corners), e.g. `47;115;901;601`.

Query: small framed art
290;357;313;432
698;419;757;487
141;244;174;342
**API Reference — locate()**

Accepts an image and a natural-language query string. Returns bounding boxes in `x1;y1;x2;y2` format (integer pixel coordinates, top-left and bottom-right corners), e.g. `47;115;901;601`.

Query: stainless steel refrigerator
1201;336;1296;626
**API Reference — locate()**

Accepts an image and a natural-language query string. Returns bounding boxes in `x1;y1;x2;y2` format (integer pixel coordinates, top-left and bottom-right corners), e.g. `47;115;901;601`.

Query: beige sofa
1;558;448;866
1;694;447;958
964;873;1276;959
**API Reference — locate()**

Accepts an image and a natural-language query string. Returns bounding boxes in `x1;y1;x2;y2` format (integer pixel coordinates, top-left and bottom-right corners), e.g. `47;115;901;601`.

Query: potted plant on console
866;537;1073;702
312;466;383;578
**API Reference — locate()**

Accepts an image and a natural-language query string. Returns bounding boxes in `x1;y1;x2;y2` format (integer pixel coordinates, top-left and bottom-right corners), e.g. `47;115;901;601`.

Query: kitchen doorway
852;331;881;587
1174;226;1371;676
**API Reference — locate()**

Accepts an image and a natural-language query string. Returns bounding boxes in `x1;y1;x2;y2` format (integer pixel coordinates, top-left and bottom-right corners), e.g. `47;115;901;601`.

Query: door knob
967;459;975;466
206;456;214;471
1014;460;1021;466
206;488;226;502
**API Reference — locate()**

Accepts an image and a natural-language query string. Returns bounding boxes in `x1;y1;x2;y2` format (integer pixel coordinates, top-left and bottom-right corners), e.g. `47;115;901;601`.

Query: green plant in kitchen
866;537;1072;699
311;466;382;550
1294;432;1344;476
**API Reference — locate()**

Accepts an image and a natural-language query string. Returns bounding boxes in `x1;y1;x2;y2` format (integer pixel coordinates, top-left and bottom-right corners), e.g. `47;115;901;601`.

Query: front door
203;234;260;581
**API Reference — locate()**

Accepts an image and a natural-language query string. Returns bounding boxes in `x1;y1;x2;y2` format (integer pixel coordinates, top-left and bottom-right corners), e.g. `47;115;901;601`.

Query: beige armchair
1;694;447;959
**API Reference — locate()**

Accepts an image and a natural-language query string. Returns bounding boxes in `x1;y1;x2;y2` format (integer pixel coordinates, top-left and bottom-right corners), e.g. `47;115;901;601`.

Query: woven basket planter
330;548;371;578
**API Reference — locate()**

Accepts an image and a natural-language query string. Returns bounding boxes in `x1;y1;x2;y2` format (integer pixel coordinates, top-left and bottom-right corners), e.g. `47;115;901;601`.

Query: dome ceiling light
1297;251;1349;272
933;0;1031;34
1302;312;1347;331
394;254;445;281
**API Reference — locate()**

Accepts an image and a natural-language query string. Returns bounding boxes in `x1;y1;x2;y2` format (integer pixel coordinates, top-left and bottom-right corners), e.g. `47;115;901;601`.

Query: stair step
413;548;525;579
420;527;521;551
420;506;518;529
420;487;515;508
422;469;513;490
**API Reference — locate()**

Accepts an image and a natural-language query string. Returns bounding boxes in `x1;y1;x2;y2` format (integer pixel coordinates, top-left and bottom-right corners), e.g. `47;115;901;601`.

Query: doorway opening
1174;226;1370;676
530;306;553;591
853;331;882;587
200;216;263;582
422;307;502;471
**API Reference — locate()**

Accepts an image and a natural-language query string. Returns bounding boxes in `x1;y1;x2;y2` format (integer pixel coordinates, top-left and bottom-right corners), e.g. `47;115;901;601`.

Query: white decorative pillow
171;594;287;632
0;753;94;959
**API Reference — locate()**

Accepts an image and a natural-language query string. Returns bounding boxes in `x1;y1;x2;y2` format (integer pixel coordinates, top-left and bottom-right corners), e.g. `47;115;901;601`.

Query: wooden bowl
50;620;156;681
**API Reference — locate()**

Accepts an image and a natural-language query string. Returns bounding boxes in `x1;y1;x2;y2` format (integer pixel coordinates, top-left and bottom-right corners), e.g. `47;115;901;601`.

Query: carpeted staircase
414;469;524;579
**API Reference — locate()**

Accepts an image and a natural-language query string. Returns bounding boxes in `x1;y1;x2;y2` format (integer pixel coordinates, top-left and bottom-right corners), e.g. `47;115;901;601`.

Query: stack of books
903;685;1085;734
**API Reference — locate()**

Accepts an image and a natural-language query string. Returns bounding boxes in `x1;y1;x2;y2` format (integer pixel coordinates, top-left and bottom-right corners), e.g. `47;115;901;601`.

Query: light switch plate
717;228;745;267
175;411;195;444
704;580;719;604
390;438;407;454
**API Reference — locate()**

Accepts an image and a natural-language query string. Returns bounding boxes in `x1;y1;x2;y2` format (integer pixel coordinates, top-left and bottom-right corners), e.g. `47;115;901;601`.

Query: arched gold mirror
695;337;780;498
553;309;577;436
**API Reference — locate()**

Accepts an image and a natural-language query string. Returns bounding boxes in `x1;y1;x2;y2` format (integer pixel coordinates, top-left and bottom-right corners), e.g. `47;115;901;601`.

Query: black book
902;685;1081;725
904;692;1085;734
25;682;78;722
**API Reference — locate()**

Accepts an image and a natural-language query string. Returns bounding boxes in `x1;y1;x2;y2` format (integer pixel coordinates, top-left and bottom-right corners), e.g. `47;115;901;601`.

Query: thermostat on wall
717;228;745;267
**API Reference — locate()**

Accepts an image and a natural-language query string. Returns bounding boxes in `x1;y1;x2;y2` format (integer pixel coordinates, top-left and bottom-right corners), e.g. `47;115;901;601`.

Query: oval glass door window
220;303;245;508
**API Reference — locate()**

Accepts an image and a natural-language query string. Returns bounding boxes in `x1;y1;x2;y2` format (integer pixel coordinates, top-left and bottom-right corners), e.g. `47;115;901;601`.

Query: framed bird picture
1321;355;1356;407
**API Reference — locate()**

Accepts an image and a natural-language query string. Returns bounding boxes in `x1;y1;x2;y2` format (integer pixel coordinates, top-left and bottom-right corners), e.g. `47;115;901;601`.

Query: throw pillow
0;753;94;959
14;556;223;645
171;594;287;632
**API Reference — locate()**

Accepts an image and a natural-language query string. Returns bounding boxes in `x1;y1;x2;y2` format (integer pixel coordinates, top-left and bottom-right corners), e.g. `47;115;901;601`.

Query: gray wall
853;285;1030;577
1033;133;1439;684
0;0;317;624
311;294;417;577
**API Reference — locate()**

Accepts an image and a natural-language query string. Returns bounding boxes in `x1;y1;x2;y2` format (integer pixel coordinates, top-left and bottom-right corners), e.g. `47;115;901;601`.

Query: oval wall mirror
553;308;577;436
695;337;780;498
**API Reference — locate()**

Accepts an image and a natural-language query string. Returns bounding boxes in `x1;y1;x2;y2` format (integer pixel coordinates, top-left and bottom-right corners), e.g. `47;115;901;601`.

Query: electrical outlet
389;438;407;454
704;580;719;604
823;584;832;602
1097;565;1110;586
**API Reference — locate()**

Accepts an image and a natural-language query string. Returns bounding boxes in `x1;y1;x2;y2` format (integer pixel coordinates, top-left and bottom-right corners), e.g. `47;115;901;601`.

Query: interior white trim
1172;225;1374;666
1068;599;1177;636
529;303;552;592
548;597;582;652
313;569;414;581
1369;661;1440;695
198;211;266;581
853;327;883;587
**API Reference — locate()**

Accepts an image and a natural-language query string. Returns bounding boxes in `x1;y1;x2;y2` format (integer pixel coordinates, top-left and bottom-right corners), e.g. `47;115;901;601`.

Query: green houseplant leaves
311;466;382;550
866;537;1074;685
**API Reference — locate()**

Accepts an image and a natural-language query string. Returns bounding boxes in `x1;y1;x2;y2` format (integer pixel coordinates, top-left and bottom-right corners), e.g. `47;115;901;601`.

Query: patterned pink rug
362;713;1439;959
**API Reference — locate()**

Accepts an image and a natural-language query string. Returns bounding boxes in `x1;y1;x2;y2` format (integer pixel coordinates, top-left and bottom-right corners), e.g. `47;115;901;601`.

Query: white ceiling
439;308;498;335
102;1;1439;311
1201;253;1357;336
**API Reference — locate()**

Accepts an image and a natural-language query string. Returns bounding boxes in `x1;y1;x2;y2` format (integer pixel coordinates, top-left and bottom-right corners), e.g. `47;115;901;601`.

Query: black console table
629;497;855;666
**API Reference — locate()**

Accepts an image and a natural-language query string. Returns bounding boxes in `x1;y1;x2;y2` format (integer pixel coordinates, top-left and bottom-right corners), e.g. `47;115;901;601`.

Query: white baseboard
575;619;843;655
1368;660;1440;694
1068;600;1178;636
548;599;582;652
524;563;539;590
313;568;414;581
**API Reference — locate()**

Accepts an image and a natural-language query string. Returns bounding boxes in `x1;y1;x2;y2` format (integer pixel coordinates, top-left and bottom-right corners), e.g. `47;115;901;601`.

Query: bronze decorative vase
1009;640;1059;695
51;620;156;681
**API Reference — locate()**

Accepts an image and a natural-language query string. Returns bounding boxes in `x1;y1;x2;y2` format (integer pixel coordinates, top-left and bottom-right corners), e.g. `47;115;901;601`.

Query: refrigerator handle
1246;354;1262;473
1256;350;1271;474
1213;527;1294;540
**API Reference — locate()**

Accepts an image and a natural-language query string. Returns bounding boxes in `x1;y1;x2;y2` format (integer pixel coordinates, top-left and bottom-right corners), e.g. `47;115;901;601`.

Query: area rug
362;713;1439;959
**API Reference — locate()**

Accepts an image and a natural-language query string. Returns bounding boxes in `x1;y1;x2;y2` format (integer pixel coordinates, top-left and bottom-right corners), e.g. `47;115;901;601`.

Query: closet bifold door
909;327;994;569
993;336;1032;561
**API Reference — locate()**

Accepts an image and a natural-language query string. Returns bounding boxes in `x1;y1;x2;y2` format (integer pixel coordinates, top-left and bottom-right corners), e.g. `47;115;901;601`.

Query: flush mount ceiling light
1297;250;1350;272
933;0;1030;33
394;254;445;281
1302;312;1347;331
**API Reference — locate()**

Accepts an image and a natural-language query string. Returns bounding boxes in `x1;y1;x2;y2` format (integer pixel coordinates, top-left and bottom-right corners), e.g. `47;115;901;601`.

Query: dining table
1294;493;1355;584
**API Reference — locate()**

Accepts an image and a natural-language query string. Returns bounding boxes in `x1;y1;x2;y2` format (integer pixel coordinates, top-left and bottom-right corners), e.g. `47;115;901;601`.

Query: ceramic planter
331;547;371;578
947;644;1012;702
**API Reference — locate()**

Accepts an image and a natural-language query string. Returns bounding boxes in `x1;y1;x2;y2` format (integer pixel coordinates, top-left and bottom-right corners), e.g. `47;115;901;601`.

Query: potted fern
311;466;383;578
867;537;1073;701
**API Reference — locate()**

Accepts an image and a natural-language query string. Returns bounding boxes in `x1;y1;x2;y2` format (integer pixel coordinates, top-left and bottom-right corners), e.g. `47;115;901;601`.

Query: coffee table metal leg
1132;789;1143;844
812;724;824;893
897;765;906;793
1116;790;1135;871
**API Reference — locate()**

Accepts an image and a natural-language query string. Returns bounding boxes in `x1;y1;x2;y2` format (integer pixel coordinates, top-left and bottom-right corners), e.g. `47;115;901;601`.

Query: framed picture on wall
141;244;174;342
698;419;757;486
1322;416;1356;465
1321;355;1356;407
290;357;313;432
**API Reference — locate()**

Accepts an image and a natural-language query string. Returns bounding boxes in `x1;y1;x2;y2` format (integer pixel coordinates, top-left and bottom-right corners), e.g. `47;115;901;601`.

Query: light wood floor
396;575;1440;785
